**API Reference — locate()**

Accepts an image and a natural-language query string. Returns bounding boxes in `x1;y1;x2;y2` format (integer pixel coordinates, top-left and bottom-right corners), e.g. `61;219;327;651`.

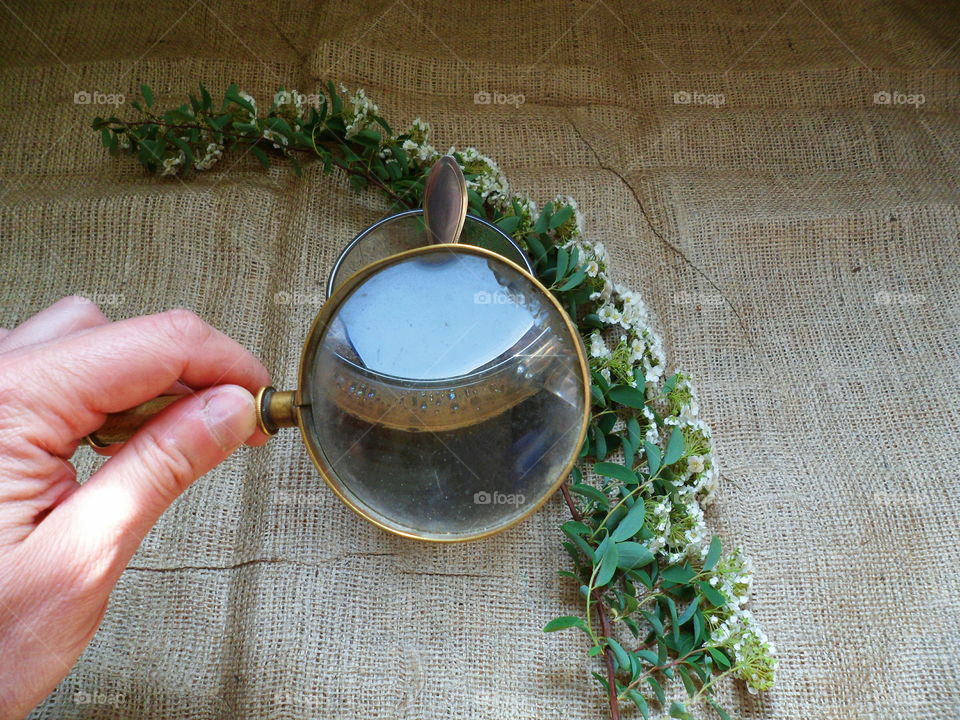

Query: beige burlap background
1;0;959;718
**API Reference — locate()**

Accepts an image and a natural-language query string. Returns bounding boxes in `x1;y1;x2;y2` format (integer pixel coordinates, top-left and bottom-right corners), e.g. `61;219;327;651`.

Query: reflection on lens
301;247;588;540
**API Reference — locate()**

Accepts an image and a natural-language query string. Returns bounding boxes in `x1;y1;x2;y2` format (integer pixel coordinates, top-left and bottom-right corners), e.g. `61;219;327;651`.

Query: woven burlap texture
2;0;959;718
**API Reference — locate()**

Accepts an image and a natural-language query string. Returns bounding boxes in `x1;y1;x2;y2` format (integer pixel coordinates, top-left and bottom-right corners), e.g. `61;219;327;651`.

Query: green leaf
611;498;646;542
556;267;586;292
141;84;154;108
590;384;606;407
549;203;574;229
664;426;686;466
626;416;642;448
661;373;679;395
661;564;696;585
560;524;595;562
593;462;638;485
170;136;194;168
265;116;294;137
709;698;732;720
327;81;342;115
543;615;587;632
699;581;727;607
665;596;680;643
678;665;697;697
692;609;704;643
627;690;651;719
639;610;663;635
525;233;546;263
607;384;646;409
496;215;520;234
708;646;731;669
592;425;607;460
561;520;592;536
226;87;256;114
669;701;691;720
595;538;619;587
616;541;654;569
543;616;588;632
647;677;666;705
644;441;661;476
606;638;630;671
249;144;270;169
570;483;610;509
636;649;659;666
353;128;382;146
554;247;569;281
677;597;699;626
533;202;553;234
703;536;722;572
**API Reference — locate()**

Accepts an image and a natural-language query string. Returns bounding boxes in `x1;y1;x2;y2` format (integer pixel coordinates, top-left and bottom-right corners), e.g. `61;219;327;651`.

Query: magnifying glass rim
325;208;534;298
297;243;591;543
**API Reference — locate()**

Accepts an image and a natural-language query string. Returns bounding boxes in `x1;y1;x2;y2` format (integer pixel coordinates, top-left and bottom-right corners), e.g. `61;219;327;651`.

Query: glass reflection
305;249;586;539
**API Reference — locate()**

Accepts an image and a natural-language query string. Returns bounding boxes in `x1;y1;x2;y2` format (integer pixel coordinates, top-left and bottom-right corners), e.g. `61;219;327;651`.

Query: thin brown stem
596;599;620;720
561;484;582;522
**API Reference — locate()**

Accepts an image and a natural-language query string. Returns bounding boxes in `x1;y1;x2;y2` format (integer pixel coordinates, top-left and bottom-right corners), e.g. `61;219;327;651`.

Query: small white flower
238;91;257;118
160;151;185;176
585;260;599;277
597;304;621;325
687;455;706;475
589;331;611;359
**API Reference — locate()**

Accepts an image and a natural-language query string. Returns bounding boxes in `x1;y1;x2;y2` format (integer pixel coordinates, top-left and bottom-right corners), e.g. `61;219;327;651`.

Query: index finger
6;308;272;448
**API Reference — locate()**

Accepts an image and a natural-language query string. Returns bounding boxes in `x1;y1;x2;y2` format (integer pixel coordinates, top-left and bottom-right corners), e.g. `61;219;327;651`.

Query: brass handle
85;386;297;448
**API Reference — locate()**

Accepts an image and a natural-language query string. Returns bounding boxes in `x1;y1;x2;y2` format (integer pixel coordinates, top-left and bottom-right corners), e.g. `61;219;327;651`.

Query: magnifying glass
88;159;590;542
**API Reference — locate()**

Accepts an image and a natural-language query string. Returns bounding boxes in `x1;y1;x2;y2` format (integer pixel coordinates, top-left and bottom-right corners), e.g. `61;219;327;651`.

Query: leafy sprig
93;84;776;720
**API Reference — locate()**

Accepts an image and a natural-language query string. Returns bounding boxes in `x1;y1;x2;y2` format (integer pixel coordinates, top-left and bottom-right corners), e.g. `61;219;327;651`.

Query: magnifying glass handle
84;386;297;448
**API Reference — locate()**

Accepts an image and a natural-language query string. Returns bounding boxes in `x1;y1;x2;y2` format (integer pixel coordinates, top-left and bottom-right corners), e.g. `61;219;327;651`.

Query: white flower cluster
161;150;185;176
458;146;509;208
341;86;379;139
194;141;224;171
507;180;776;694
398;116;440;164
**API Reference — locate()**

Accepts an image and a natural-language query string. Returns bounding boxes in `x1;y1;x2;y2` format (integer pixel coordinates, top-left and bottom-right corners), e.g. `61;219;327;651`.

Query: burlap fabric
2;1;958;717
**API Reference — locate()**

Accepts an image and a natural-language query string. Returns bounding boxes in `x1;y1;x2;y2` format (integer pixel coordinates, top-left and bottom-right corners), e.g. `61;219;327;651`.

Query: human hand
0;297;271;718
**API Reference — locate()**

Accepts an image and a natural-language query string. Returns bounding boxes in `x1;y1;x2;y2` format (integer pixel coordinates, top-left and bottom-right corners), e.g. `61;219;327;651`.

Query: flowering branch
92;83;777;720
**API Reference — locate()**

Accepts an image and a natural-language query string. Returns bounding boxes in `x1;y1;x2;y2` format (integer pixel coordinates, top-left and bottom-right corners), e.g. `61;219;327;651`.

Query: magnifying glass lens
298;247;588;541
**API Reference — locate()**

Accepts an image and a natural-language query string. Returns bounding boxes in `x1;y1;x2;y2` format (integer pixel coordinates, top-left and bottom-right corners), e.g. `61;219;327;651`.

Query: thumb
36;385;257;582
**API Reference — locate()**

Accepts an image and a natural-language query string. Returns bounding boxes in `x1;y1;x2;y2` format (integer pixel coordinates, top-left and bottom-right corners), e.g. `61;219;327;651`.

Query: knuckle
156;307;210;345
137;430;200;500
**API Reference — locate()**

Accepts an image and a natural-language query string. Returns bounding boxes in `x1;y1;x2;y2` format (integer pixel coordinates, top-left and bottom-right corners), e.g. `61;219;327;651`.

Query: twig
596;598;621;720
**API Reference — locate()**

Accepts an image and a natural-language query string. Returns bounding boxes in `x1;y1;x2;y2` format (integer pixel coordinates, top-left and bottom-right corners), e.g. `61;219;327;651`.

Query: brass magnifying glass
88;158;590;542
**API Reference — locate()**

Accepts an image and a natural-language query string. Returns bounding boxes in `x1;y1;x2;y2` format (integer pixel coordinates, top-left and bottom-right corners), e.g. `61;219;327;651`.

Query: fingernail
202;386;256;451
